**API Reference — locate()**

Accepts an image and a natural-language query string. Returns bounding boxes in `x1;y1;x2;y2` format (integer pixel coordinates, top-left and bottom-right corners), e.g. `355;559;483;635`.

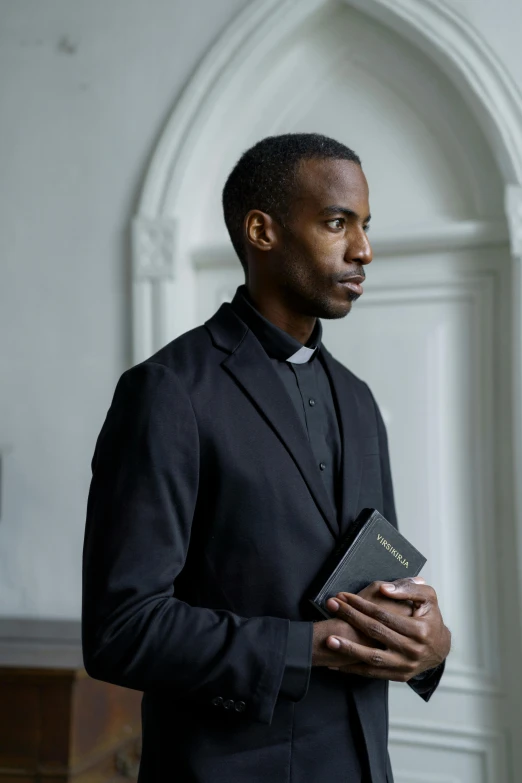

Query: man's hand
323;578;418;670
318;579;417;670
311;577;424;668
319;578;451;681
312;613;376;668
357;578;418;619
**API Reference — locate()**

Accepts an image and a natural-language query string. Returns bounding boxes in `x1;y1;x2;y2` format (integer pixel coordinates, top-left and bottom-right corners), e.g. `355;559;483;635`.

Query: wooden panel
39;677;74;767
73;737;142;783
0;777;35;783
70;676;141;770
0;681;40;767
0;619;142;782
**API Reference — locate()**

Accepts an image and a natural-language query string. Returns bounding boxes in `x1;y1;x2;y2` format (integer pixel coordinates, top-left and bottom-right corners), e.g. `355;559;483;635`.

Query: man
82;133;451;782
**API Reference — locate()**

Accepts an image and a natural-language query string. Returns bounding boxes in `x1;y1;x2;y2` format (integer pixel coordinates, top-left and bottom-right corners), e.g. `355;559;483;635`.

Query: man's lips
338;275;365;295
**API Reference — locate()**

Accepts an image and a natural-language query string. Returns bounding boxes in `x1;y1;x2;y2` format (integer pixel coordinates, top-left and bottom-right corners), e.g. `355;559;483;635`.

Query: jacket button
224;699;235;710
235;701;246;712
211;696;223;707
319;462;326;471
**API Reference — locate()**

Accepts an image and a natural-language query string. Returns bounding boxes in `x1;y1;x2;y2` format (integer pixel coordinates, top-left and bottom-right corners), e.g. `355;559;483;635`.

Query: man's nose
347;230;373;266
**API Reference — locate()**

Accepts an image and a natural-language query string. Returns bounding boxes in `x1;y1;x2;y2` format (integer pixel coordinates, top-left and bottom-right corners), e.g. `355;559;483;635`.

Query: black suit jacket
82;302;443;782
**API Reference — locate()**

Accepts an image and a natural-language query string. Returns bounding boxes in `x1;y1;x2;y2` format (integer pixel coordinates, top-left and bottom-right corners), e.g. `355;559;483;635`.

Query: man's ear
244;210;279;252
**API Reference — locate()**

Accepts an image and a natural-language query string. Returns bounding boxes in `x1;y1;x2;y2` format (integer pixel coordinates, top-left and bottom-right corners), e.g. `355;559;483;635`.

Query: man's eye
326;219;344;230
364;224;370;233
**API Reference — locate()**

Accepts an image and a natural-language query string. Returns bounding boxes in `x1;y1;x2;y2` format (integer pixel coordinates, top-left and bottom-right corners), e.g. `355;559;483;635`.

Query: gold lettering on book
376;533;409;568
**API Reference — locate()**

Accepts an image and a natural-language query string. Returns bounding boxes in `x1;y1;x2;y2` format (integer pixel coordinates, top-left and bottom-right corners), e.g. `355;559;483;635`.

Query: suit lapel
319;346;365;538
206;305;338;540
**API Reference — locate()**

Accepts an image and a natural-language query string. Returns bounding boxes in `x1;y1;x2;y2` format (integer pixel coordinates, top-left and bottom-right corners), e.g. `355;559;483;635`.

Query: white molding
347;219;507;255
390;718;504;746
132;0;522;366
137;0;522;220
436;669;502;697
137;0;325;218
506;186;522;667
505;186;522;257
394;774;459;783
190;220;508;271
131;217;178;359
131;0;522;664
355;271;496;303
359;273;503;695
389;720;507;782
131;5;522;770
346;0;522;184
132;217;177;280
391;668;502;698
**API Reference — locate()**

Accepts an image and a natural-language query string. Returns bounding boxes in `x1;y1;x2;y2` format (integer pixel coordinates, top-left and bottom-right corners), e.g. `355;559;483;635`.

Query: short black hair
222;133;361;271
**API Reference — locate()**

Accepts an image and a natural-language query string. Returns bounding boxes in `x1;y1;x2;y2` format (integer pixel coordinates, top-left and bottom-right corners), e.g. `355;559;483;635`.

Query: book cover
309;508;427;619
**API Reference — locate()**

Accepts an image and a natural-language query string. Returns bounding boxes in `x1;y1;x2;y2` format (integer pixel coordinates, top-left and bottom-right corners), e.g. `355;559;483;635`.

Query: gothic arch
131;0;522;665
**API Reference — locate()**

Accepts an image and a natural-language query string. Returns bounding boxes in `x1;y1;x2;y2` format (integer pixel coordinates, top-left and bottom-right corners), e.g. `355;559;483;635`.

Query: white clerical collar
286;345;317;364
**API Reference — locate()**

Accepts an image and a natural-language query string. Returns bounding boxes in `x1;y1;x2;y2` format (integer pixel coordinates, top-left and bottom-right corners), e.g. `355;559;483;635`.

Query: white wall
449;0;522;93
0;0;520;618
0;0;248;617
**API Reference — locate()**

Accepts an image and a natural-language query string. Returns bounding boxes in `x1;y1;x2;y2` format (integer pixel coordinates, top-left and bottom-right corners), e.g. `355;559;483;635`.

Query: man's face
273;158;372;319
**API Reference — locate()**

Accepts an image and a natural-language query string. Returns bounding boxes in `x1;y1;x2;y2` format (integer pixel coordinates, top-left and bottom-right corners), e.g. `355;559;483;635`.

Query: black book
309;508;426;619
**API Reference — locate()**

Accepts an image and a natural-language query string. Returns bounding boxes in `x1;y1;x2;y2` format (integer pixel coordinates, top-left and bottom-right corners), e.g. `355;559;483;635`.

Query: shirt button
319;462;326;471
211;696;223;707
235;701;246;712
309;398;316;406
224;699;235;710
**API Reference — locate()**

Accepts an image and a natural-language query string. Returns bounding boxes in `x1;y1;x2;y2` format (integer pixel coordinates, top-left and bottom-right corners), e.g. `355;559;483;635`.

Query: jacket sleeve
408;660;446;701
369;384;446;701
278;621;313;701
82;361;291;725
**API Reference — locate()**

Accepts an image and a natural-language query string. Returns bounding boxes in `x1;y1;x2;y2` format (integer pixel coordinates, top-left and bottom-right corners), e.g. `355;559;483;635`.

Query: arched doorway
132;2;522;779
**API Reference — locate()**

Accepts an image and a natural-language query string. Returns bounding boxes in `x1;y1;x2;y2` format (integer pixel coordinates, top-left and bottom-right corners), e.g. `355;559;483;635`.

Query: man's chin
318;295;359;320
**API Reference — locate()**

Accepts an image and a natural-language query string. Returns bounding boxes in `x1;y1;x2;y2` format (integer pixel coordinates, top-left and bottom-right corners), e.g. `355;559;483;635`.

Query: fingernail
381;583;396;591
327;637;341;649
328;666;340;670
327;599;340;611
412;577;425;583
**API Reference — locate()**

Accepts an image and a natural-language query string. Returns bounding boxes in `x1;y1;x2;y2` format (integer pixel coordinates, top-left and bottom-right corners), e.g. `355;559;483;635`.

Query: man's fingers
337;579;434;604
377;578;436;603
331;593;422;638
326;634;413;673
329;597;421;654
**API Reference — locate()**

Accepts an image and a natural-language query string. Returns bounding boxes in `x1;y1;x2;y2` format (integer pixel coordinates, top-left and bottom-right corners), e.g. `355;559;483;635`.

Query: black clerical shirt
230;286;342;518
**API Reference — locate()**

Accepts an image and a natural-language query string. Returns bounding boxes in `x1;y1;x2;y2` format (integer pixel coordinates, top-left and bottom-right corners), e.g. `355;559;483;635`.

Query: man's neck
245;287;316;345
